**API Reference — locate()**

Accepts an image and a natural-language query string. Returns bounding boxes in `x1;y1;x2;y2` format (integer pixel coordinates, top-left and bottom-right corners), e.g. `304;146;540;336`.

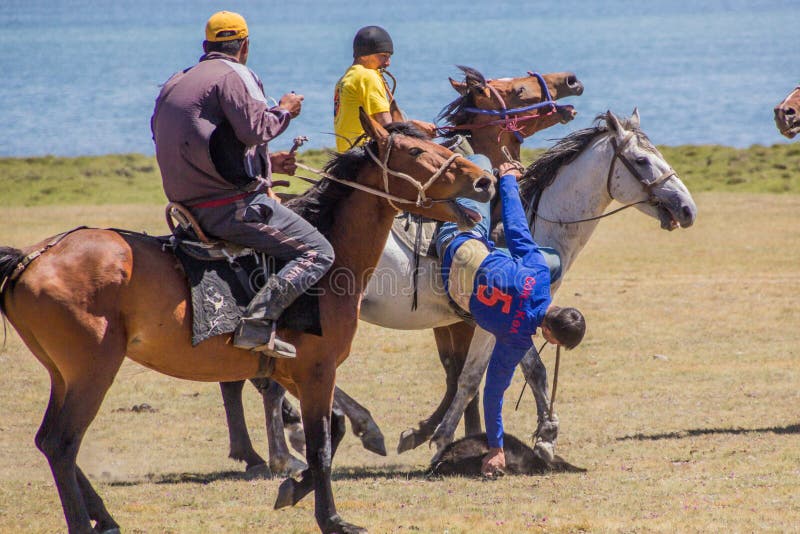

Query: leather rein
525;131;677;229
294;133;463;212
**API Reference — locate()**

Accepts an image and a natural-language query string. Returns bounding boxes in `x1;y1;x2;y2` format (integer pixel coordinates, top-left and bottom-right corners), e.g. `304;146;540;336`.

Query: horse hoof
244;463;272;480
324;514;368;533
397;428;420;454
274;477;299;509
360;430;387;456
94;528;121;534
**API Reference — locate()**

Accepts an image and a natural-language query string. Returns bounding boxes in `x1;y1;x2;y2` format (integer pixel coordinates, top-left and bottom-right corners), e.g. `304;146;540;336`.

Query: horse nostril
566;74;584;96
475;176;493;191
786;108;797;116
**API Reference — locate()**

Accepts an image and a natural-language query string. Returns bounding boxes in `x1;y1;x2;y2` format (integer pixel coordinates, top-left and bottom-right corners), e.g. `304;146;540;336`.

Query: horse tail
0;245;24;315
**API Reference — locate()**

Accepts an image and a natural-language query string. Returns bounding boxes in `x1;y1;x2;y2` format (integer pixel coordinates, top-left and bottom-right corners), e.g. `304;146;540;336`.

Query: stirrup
234;319;296;358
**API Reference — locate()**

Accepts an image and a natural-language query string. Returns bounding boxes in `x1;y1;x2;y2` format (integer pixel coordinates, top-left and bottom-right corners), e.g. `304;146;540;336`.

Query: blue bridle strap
462;71;556;116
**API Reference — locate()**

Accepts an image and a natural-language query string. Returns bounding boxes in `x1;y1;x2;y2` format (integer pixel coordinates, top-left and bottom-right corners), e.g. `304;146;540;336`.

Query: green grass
1;143;798;207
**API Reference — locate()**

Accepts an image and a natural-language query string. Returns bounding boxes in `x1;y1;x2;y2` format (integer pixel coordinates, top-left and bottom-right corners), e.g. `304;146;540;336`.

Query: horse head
441;66;583;139
774;86;800;139
604;109;697;230
358;109;495;227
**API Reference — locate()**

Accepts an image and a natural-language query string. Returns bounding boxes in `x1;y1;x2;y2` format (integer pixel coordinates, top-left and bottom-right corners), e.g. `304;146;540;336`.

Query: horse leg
274;408;347;510
275;369;364;533
518;346;559;462
31;340;124;533
333;385;386;456
397;321;475;453
463;391;483;436
430;327;495;453
255;378;307;477
282;396;306;455
219;380;268;472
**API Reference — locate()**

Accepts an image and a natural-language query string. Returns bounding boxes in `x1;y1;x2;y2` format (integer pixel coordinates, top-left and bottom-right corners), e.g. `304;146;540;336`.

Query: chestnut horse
774;85;800;139
0;113;494;534
219;66;584;475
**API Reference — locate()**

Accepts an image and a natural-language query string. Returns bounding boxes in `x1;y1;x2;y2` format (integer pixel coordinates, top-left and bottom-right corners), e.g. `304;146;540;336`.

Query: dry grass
1;193;799;533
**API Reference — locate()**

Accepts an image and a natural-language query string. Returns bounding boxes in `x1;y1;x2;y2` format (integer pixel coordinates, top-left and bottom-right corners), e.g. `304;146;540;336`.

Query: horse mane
286;122;427;236
436;65;487;132
519;112;654;203
0;246;24;313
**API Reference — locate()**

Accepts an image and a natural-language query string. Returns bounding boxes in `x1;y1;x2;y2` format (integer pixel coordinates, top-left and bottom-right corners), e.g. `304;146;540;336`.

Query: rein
294;134;462;211
525;131;677;228
440;71;562;143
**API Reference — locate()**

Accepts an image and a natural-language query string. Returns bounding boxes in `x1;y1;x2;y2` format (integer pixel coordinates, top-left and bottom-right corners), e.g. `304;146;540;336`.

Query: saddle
165;203;322;346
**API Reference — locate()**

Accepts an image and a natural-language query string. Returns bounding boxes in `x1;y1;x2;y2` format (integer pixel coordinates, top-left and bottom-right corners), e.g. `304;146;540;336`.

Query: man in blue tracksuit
437;156;586;477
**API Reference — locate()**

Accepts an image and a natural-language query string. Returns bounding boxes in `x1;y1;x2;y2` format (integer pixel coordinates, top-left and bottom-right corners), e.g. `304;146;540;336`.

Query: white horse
358;109;698;458
242;110;698;475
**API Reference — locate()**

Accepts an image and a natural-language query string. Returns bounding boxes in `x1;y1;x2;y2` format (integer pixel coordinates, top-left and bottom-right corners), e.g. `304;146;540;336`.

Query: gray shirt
152;52;291;203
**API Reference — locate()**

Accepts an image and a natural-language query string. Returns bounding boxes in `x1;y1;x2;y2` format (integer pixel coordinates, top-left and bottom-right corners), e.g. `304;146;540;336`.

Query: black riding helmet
353;25;393;58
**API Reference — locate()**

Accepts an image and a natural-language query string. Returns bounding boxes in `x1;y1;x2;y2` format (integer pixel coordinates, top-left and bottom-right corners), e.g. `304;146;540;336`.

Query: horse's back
360;231;459;330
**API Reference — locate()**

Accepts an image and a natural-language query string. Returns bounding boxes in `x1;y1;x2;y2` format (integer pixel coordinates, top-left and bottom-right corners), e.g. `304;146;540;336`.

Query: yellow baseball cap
205;11;248;42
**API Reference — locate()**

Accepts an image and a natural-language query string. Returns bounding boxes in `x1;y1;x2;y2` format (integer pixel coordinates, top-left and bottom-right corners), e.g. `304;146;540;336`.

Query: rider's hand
481;447;506;477
270;151;297;176
278;93;304;118
497;162;522;180
409;120;438;139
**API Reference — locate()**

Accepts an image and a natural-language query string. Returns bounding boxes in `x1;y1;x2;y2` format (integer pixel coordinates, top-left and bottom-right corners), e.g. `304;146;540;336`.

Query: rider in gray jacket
152;11;334;357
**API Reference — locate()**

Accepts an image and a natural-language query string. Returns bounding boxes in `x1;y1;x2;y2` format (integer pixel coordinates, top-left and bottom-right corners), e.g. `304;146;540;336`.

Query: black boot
233;275;301;358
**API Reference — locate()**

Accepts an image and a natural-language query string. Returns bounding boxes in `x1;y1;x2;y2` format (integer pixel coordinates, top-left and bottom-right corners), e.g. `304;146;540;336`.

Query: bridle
526;129;677;228
295;133;465;212
440;71;566;143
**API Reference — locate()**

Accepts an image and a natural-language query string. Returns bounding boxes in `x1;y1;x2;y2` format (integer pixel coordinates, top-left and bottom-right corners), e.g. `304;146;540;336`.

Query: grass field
0;149;799;532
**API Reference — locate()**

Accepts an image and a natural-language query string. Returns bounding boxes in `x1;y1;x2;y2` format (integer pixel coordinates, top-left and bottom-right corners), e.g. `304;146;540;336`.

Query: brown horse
219;66;584;475
774;85;800;139
0;112;494;534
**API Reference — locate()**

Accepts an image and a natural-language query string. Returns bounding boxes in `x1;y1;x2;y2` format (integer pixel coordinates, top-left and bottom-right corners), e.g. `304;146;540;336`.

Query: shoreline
1;143;798;208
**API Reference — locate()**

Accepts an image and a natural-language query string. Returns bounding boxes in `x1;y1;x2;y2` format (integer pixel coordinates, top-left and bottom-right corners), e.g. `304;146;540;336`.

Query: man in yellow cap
333;25;437;152
152;11;334;358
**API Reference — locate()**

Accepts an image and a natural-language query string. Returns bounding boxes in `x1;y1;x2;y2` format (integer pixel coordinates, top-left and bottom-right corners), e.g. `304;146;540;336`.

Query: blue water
0;0;797;156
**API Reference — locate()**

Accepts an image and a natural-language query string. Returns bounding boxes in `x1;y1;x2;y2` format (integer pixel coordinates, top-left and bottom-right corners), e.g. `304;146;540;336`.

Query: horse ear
606;110;625;136
389;99;405;122
359;107;389;142
630;107;641;129
449;78;468;95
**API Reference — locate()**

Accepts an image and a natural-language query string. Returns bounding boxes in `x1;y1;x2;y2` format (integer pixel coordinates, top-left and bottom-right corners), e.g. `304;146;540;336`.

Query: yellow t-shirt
333;64;391;152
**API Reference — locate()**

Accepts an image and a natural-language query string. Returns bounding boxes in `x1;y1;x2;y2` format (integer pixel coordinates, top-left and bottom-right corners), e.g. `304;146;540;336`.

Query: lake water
0;0;797;156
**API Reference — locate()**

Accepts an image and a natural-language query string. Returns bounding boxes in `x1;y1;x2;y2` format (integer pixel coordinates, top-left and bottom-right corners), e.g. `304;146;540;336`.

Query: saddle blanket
173;246;322;346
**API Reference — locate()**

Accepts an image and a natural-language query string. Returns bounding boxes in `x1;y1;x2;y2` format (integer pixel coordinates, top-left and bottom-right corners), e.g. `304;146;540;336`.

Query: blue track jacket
441;175;552;448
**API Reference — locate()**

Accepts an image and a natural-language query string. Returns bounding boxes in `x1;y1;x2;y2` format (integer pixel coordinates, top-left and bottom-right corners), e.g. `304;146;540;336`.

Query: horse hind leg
29;336;124;534
219;380;269;474
275;407;347;511
256;378;307;477
333;386;386;456
398;322;475;454
281;395;305;455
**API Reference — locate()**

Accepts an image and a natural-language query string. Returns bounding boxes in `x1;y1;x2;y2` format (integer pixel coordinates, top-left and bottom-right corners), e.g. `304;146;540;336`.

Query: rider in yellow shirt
334;25;436;152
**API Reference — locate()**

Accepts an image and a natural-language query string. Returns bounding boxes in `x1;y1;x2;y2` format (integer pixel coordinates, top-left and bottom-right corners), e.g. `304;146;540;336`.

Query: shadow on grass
107;465;430;487
617;422;800;442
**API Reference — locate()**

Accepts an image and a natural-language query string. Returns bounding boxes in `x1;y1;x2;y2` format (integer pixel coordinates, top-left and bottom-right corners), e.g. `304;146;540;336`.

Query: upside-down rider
436;156;587;477
151;11;334;358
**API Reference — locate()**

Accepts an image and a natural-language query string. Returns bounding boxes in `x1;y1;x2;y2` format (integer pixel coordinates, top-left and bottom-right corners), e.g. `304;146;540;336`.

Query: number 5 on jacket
476;285;512;314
